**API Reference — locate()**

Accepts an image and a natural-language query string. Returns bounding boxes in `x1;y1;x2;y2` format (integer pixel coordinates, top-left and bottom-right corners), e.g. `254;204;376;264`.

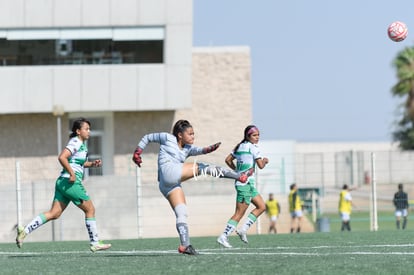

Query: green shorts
235;183;259;205
54;176;90;206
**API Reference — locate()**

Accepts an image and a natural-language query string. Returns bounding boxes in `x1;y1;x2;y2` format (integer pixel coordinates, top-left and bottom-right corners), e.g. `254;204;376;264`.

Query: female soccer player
265;193;281;234
217;125;269;248
289;183;303;233
132;119;253;255
16;117;111;252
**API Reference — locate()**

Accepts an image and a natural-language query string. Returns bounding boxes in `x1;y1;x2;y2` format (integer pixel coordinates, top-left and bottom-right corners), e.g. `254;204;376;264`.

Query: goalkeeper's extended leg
196;163;253;183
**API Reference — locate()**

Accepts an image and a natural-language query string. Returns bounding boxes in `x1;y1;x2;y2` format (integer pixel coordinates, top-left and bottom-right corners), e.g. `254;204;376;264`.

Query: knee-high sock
197;163;240;180
222;219;238;237
403;217;407;229
240;213;257;232
24;213;47;234
85;217;99;245
174;204;190;247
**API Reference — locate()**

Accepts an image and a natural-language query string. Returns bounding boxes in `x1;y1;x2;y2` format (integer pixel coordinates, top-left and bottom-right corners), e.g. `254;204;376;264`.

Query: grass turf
1;229;413;275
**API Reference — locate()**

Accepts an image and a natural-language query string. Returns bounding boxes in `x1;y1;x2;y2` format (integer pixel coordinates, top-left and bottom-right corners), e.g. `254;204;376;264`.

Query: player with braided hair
132;119;253;255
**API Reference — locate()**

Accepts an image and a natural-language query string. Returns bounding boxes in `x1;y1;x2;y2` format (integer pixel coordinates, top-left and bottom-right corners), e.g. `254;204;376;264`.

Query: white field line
3;250;414;256
2;244;414;257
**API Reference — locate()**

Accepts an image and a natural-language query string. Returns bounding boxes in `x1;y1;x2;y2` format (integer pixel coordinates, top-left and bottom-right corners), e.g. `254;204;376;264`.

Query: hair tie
247;126;259;135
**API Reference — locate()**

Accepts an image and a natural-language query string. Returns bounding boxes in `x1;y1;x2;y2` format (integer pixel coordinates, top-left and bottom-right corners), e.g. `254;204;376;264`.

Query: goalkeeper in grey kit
132;119;253;255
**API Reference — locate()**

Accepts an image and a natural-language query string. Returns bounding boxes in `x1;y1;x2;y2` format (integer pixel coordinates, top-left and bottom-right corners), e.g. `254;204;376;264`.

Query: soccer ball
387;21;408;42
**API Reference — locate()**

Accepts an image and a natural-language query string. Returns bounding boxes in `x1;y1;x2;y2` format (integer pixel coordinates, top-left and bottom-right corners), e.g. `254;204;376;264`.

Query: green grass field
1;228;414;275
317;211;400;232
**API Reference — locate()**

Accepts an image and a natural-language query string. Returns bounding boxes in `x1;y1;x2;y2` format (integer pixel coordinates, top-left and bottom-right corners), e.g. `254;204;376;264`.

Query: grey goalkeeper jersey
138;132;204;164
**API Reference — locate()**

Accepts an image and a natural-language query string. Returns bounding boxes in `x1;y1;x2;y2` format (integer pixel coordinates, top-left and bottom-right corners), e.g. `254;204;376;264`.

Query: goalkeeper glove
202;142;221;154
132;147;143;167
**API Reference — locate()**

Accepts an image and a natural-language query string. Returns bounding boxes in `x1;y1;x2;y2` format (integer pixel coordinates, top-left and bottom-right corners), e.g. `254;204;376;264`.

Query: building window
87;135;103;176
0;39;163;65
0;27;164;65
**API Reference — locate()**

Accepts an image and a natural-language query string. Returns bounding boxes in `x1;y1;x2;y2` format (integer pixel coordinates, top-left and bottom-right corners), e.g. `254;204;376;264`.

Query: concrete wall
175;46;253;165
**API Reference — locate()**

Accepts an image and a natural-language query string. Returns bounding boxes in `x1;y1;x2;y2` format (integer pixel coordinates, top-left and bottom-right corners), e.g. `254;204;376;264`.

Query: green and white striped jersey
60;136;88;179
232;141;261;186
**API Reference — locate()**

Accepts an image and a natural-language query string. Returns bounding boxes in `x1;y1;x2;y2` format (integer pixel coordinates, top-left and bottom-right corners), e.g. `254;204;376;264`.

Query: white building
0;0;193;175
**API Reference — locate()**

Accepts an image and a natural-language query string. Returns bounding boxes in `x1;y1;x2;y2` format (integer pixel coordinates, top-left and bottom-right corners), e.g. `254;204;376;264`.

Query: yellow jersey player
338;184;354;232
265;193;280;234
288;183;303;233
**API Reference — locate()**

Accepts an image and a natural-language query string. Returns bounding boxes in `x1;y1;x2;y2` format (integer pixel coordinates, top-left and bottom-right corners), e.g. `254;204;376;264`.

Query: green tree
391;46;414;150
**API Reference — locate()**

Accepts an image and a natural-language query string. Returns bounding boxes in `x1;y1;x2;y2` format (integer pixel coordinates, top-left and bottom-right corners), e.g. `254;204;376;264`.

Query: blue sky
193;0;414;142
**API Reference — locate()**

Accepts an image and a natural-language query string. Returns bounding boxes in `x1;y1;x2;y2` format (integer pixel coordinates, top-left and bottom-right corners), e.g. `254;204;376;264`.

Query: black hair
290;183;296;190
398;183;403;190
233;125;259;153
69;117;91;138
343;184;348;190
172;119;192;139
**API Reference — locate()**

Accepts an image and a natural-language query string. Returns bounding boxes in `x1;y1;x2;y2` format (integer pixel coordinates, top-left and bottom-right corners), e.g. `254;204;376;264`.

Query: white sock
223;220;237;237
25;213;47;234
174;204;190;247
240;214;256;232
85;218;99;245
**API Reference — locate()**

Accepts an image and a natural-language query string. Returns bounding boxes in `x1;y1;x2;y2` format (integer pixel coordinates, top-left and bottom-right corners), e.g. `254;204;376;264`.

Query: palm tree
391;46;414;150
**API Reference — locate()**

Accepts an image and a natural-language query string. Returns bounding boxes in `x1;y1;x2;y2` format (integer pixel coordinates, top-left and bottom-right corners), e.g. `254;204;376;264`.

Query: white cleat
217;235;232;248
90;241;111;252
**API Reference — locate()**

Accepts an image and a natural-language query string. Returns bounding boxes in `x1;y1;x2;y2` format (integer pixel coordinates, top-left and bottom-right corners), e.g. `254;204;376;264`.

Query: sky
193;0;414;142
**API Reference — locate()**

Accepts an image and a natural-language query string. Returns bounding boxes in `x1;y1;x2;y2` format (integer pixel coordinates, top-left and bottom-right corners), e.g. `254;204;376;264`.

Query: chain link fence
2;149;414;243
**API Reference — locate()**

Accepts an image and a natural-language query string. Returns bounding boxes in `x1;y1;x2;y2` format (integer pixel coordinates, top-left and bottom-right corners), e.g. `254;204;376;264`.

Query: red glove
202;142;221;154
132;147;143;167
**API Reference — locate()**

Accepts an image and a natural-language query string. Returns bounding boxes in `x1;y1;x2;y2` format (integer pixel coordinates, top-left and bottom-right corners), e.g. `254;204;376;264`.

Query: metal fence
257;150;414;195
2;149;414;244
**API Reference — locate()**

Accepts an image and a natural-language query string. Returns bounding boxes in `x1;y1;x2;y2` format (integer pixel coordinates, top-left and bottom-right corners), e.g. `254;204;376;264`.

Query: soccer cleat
90;241;111;252
236;230;249;244
217;235;232;248
238;168;254;183
178;245;199;255
16;225;26;248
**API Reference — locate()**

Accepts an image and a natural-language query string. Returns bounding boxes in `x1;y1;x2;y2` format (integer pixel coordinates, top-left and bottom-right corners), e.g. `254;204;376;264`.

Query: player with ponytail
217;125;269;248
132;119;253;255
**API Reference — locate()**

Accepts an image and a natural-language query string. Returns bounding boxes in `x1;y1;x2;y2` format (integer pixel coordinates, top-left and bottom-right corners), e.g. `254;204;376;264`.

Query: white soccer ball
387;21;408;42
